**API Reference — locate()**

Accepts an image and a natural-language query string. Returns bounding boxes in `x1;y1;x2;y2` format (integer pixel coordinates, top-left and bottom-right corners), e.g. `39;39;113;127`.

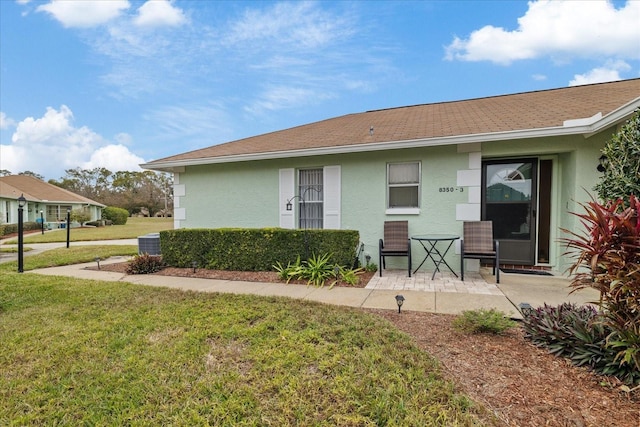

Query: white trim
279;168;295;229
457;170;481;187
323;165;341;229
385;208;420;215
173;184;185;197
467;186;481;204
174;207;186;220
563;112;602;127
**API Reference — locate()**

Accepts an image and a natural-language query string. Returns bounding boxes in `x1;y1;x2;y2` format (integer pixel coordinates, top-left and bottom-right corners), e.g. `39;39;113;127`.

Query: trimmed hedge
102;206;129;225
160;228;360;272
0;222;41;237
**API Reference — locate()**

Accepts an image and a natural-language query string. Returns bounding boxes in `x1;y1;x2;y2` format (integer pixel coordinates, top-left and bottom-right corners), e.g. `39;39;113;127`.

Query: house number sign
438;187;464;193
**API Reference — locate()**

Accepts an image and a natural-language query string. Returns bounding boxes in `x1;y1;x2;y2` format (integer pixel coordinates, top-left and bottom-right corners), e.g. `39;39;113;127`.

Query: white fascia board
49;199;106;207
142;97;640;171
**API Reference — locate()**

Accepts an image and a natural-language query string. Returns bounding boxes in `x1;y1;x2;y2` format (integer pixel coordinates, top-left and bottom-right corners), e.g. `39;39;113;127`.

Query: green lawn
0;249;492;426
2;217;173;244
0;273;488;426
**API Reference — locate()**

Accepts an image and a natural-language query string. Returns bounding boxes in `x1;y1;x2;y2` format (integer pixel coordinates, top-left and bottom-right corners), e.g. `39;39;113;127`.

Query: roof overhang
142;97;640;173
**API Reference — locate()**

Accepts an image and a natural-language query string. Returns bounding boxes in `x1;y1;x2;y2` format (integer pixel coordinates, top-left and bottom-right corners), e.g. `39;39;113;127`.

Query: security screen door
482;158;537;265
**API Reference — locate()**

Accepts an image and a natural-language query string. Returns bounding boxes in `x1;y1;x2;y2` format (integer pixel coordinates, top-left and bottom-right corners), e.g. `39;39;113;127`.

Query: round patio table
411;234;460;279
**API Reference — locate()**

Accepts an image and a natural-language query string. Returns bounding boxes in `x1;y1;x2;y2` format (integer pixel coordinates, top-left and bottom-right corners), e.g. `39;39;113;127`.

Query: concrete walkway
0;238;139;263
23;254;600;319
2;235;599;318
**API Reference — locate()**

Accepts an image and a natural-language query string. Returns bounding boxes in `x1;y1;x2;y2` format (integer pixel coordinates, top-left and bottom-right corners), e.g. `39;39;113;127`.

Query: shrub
161;228;359;271
70;208;91;224
125;254;165;275
335;265;363;286
102;206;129;225
273;253;362;288
522;303;640;385
364;262;378;273
452;308;516;335
304;253;338;287
594;108;640;205
273;257;302;283
561;195;640;379
522;303;600;357
0;221;40;236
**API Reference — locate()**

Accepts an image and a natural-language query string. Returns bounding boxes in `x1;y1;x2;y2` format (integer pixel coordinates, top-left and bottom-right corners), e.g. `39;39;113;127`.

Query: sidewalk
27;257;600;319
0;239;139;264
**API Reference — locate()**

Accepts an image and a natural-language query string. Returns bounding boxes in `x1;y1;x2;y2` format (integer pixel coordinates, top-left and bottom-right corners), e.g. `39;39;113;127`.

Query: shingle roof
143;78;640;169
0;175;105;206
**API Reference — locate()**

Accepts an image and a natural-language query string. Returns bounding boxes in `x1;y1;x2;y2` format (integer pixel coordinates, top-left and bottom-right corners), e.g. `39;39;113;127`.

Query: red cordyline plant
561;194;640;373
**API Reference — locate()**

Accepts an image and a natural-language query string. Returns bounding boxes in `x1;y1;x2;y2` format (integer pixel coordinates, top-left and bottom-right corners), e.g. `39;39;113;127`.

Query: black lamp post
17;194;26;273
395;294;405;313
66;209;71;248
40;210;44;235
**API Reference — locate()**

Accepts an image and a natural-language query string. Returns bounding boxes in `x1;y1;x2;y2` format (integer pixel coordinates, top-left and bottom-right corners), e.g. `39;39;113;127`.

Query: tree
18;171;44;180
49;168;173;216
594;108;640;206
49;167;113;201
111;170;172;216
0;169;11;177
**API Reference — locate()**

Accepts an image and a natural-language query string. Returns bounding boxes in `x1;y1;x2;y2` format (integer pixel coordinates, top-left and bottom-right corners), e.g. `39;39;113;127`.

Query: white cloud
27;1;385;126
133;0;187;28
0;105;145;180
532;74;547;81
0;112;16;129
569;60;631;86
245;85;334;115
114;132;133;145
82;144;144;172
225;1;353;49
143;103;235;148
445;0;640;65
37;0;130;28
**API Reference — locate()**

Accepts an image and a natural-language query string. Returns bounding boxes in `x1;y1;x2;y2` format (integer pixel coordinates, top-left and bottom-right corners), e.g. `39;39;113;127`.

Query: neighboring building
142;79;640;274
0;175;105;226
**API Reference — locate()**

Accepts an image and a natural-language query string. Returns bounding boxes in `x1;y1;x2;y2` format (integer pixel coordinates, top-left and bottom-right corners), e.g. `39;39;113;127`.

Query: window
279;166;340;230
299;168;323;229
387;162;420;209
47;205;72;221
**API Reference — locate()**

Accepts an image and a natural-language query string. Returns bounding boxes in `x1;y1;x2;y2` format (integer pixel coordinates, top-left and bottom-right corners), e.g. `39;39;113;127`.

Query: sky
1;0;639;181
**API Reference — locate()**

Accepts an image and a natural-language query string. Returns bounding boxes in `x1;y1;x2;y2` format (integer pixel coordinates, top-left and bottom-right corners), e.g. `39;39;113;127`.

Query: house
142;79;640;275
0;175;105;228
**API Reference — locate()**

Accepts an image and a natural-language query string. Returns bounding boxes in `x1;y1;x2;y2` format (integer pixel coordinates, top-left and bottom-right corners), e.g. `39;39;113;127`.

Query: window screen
299;169;323;229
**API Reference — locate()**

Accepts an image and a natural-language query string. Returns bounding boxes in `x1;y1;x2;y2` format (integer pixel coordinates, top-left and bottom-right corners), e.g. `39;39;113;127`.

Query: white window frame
386;161;421;215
